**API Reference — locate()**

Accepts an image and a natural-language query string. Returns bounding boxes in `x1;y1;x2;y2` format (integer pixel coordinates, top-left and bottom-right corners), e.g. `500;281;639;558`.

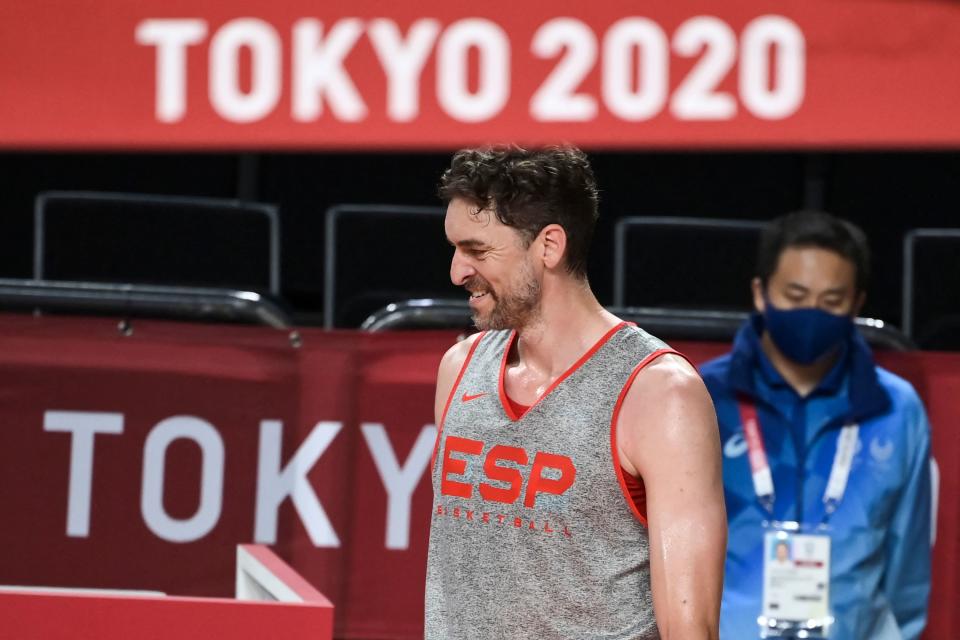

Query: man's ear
538;224;567;270
751;277;766;313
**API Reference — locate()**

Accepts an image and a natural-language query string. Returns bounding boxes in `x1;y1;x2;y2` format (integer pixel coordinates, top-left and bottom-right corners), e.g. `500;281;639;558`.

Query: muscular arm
617;354;726;639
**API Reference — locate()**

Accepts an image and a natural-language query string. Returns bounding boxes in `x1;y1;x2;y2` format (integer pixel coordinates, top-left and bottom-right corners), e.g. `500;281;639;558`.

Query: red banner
2;1;960;149
0;314;957;639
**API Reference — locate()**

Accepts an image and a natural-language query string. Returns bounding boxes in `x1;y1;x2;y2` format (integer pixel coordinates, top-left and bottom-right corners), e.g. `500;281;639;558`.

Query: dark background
2;151;958;339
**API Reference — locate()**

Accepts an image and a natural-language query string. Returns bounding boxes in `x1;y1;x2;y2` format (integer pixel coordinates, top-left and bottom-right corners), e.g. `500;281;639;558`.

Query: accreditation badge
758;522;834;638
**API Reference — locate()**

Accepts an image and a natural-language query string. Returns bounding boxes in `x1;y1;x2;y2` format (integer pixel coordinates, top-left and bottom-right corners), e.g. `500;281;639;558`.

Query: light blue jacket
700;316;932;640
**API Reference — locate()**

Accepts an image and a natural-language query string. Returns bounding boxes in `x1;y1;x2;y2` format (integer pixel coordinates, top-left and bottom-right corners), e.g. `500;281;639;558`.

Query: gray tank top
425;322;672;639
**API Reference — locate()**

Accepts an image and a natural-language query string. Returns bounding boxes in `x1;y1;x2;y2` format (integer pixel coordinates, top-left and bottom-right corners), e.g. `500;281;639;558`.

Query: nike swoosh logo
462;392;487;402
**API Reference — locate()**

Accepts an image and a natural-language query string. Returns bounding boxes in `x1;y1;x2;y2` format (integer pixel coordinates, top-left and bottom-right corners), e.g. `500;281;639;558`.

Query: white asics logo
724;434;748;458
870;436;894;463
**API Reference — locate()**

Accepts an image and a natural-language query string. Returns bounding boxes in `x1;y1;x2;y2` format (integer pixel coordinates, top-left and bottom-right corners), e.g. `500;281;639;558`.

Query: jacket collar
728;314;891;425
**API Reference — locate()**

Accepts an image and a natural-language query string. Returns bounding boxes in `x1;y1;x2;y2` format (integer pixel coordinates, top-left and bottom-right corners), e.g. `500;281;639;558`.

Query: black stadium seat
902;229;960;350
323;204;460;328
34;191;280;296
613;217;764;311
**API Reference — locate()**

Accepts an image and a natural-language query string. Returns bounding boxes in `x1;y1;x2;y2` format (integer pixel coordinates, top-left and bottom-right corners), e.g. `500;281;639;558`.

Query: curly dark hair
437;145;599;278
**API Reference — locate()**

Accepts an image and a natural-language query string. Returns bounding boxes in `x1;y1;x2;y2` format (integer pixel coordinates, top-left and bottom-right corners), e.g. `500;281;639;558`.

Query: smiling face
445;198;542;331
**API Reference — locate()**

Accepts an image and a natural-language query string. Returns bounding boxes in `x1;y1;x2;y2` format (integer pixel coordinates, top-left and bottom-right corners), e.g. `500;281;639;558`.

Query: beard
467;261;541;331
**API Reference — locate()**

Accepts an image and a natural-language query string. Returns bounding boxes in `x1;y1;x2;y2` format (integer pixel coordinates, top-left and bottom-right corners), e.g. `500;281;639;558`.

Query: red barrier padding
0;591;332;640
0;544;333;640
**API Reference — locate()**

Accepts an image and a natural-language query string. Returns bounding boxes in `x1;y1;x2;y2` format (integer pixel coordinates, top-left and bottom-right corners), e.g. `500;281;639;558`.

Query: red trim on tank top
620;468;648;518
498;321;632;422
505;394;531;419
609;347;693;527
430;332;487;473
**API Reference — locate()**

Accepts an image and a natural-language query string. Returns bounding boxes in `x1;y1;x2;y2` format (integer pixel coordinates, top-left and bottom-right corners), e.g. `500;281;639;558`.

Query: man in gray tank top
426;146;727;639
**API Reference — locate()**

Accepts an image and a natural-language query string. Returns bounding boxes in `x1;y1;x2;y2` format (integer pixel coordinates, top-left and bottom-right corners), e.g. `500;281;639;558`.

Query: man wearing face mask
699;211;933;639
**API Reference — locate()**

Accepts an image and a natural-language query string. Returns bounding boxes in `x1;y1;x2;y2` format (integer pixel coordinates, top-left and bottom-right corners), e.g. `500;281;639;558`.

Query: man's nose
450;251;475;285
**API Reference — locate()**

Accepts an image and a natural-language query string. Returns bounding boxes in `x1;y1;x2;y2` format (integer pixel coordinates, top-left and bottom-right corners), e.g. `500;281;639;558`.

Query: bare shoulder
638;352;700;383
622;353;711;411
617;352;719;474
437;332;484;381
434;332;484;424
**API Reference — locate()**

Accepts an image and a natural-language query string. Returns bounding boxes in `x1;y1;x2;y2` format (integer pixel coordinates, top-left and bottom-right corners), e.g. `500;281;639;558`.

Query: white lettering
141;416;225;543
739;15;805;119
255;420;342;547
135;19;208;123
44;411;124;537
670;16;737;120
135;15;808;127
529;18;598;122
209;18;282;123
368;19;440;122
361;423;437;550
292;19;367;122
436;18;510;122
602;17;669;121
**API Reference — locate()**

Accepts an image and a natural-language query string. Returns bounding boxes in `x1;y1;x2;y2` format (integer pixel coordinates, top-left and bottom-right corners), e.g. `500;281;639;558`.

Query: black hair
757;210;870;293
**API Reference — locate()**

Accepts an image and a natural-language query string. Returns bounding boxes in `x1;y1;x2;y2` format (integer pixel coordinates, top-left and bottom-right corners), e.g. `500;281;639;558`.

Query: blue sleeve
882;399;933;640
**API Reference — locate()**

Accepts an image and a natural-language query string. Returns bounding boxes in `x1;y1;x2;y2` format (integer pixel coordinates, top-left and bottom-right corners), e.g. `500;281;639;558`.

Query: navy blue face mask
763;300;853;365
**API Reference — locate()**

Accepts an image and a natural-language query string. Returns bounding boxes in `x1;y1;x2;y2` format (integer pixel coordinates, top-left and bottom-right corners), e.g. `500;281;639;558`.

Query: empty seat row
12;192;960;349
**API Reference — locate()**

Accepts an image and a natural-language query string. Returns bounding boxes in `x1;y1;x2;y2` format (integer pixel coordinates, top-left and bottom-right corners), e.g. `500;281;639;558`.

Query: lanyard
737;399;858;522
